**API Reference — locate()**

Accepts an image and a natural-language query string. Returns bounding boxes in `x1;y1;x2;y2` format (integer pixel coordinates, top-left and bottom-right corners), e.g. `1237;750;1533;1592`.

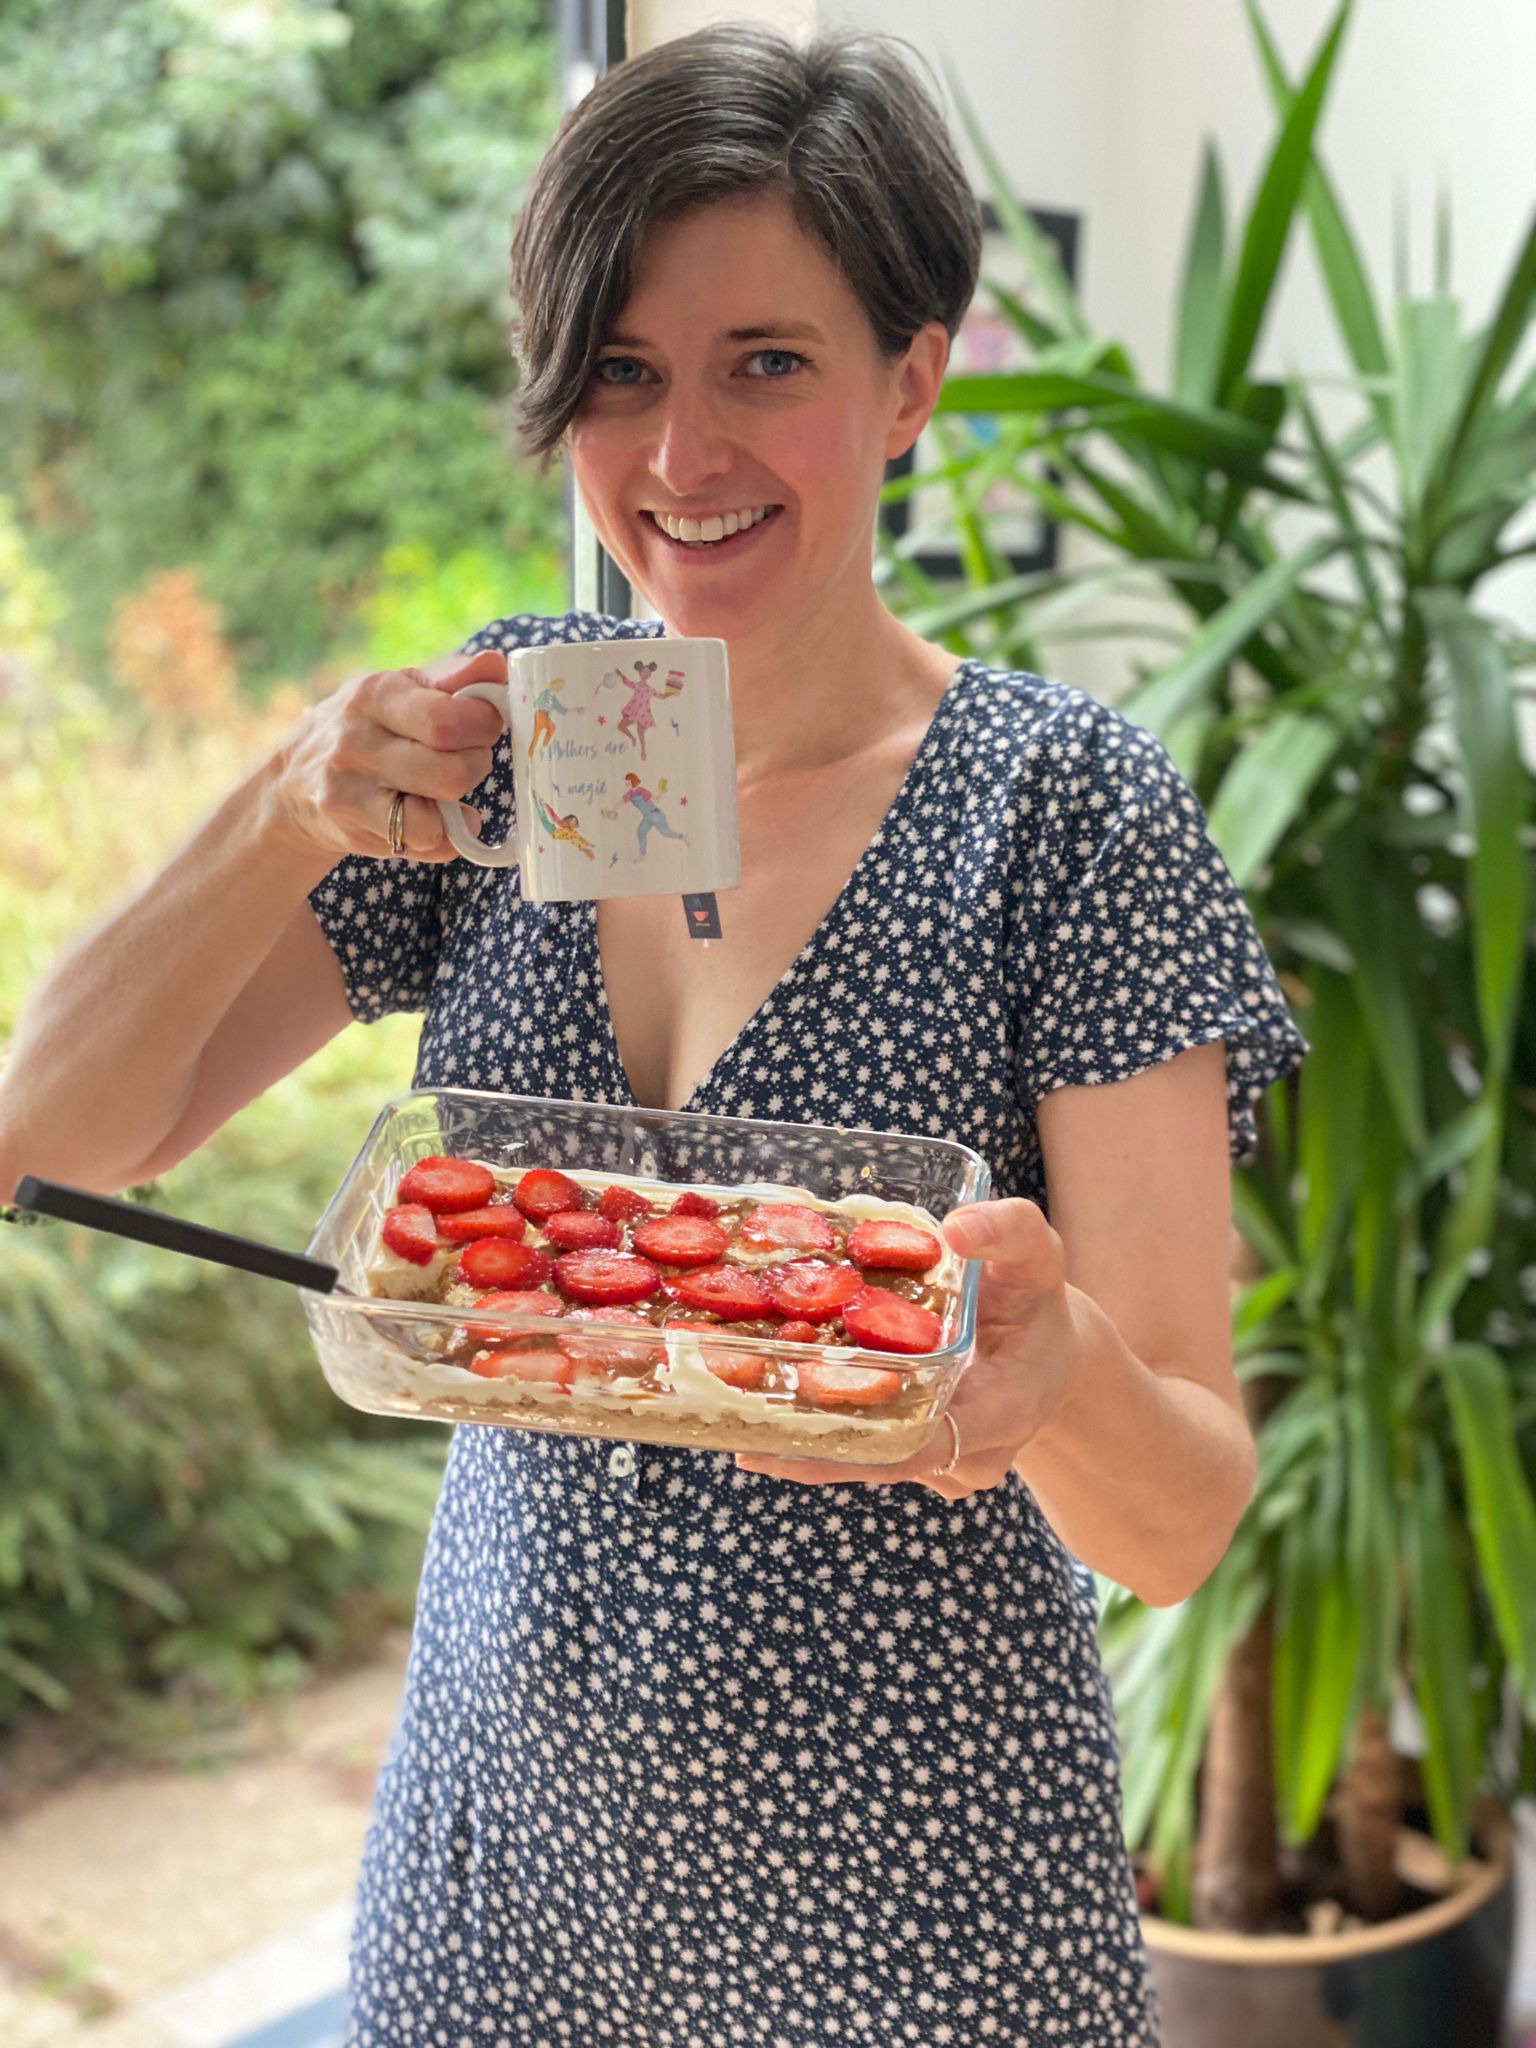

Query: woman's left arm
1006;1038;1255;1606
736;1040;1256;1609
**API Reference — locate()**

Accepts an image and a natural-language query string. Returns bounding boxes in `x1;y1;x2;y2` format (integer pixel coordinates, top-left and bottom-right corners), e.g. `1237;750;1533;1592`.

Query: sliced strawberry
469;1345;574;1387
598;1183;653;1223
671;1189;721;1218
738;1202;836;1255
763;1259;864;1324
662;1311;719;1331
846;1219;944;1273
553;1249;661;1306
436;1204;528;1245
773;1319;823;1345
381;1203;444;1266
397;1156;497;1213
456;1239;554;1291
543;1209;623;1252
706;1350;770;1391
842;1287;944;1356
631;1214;730;1268
560;1306;664;1375
664;1264;772;1319
513;1168;587;1223
794;1358;905;1407
459;1289;564;1344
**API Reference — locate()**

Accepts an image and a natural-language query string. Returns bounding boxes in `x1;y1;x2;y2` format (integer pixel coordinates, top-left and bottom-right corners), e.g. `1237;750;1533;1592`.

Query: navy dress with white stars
311;609;1308;2048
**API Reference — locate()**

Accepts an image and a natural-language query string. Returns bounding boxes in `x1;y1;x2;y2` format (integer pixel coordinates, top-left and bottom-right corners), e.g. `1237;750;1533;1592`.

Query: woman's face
565;189;948;641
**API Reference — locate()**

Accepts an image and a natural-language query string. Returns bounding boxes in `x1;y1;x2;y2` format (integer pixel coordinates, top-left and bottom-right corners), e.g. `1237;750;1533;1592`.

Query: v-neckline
583;657;979;1115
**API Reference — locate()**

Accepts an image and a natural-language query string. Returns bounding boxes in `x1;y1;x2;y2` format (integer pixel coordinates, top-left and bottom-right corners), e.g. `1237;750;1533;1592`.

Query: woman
0;24;1306;2046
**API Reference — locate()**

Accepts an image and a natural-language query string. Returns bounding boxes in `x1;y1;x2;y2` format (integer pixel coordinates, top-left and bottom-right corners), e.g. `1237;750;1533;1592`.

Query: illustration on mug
533;793;596;859
527;675;569;759
614;659;686;763
620;773;689;858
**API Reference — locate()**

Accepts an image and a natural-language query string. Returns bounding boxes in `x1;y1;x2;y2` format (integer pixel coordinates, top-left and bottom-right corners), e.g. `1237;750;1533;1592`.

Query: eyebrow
600;322;828;348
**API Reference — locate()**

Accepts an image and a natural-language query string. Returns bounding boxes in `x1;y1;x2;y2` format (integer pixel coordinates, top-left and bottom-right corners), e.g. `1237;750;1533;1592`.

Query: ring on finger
386;789;407;859
932;1409;962;1480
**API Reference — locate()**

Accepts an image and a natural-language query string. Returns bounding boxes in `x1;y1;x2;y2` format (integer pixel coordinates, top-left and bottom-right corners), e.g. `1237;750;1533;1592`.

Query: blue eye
593;356;646;385
745;349;808;378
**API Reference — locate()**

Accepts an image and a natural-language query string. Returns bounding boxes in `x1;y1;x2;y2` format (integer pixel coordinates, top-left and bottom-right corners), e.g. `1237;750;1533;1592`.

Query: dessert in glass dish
303;1090;989;1462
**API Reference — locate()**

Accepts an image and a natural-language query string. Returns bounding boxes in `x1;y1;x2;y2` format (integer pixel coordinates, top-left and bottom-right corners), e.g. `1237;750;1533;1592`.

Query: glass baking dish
302;1089;991;1463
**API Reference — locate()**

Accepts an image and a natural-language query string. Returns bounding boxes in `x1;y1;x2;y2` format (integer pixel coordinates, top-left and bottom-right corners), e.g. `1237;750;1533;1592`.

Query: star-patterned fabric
310;609;1308;2047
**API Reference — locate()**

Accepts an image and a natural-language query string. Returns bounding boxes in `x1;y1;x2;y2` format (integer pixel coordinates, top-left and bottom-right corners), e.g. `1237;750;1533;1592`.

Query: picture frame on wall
880;200;1081;580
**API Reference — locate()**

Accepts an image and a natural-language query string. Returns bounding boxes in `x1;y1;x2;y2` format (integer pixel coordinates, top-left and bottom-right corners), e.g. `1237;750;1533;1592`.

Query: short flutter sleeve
306;611;558;1023
1012;700;1308;1164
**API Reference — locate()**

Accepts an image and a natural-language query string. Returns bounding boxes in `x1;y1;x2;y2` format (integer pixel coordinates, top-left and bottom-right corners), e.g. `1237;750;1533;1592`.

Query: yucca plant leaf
1344;1363;1398;1705
1351;1071;1414;1351
1231;1166;1296;1272
1262;916;1355;975
1122;536;1334;737
1406;1437;1478;1859
1439;1342;1536;1707
1419;1119;1506;1346
1419;591;1530;1074
1315;823;1427;1150
1173;140;1227;404
1294;969;1369;1306
1393;296;1464;513
1217;0;1353;400
1245;0;1388;392
1394;1097;1499;1217
1432;205;1536;492
977;274;1058;356
1232;1265;1300;1342
943;64;1089;344
1294;370;1400;622
1273;1434;1359;1843
1207;707;1349;886
927;413;1013;592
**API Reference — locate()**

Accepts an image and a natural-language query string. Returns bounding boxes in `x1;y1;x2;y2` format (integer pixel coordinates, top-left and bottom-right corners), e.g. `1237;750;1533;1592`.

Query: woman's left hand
734;1198;1077;1499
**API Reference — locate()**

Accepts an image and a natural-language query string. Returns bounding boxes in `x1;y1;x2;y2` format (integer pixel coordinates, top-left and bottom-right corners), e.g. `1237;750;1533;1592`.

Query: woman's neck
658;581;955;783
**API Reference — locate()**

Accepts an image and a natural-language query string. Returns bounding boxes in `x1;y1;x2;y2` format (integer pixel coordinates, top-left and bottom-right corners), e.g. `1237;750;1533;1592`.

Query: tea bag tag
682;892;722;941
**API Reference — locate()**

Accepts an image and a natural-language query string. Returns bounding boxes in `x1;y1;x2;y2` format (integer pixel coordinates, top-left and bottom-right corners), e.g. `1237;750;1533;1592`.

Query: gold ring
386;790;407;859
933;1409;963;1479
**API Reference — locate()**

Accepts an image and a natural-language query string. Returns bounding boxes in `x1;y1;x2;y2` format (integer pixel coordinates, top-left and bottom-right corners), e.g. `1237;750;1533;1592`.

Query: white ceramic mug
438;637;741;904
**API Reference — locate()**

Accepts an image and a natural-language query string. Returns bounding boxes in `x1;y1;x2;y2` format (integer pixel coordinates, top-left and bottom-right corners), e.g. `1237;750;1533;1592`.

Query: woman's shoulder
954;656;1187;815
457;608;663;657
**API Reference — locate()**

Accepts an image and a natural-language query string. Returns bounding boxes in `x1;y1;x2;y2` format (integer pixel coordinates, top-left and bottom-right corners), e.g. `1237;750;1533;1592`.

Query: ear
884;320;952;464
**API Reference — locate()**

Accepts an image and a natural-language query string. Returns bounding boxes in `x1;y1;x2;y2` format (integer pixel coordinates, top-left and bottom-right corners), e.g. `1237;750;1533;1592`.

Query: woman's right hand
267;648;509;862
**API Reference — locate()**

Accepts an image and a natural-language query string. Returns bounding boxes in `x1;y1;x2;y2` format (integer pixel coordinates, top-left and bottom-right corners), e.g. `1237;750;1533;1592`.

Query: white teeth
651;504;776;543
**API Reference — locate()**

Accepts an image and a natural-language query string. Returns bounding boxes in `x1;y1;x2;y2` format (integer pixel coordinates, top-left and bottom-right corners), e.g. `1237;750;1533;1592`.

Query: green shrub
0;509;455;1758
0;0;564;693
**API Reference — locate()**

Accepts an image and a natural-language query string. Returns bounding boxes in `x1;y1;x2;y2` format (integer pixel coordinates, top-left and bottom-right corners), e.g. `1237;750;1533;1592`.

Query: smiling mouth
641;506;786;553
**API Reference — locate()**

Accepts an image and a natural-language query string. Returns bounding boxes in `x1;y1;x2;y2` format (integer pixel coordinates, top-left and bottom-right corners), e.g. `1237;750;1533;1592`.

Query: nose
646;380;736;502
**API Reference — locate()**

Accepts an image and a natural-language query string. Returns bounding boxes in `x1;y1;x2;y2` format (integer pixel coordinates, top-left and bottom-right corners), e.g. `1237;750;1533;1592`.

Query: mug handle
435;681;519;868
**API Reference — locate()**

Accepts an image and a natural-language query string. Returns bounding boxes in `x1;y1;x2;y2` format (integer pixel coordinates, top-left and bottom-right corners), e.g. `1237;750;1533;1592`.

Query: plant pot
1140;1806;1516;2048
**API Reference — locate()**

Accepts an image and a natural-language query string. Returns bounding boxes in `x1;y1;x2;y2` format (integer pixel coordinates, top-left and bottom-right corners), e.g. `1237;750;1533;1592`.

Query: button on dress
310;609;1309;2047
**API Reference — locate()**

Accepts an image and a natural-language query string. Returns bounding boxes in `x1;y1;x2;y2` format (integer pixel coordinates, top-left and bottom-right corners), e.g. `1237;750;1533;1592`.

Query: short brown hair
507;23;982;469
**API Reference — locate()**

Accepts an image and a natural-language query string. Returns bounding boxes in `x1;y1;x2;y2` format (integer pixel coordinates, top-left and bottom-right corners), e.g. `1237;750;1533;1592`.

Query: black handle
11;1177;344;1294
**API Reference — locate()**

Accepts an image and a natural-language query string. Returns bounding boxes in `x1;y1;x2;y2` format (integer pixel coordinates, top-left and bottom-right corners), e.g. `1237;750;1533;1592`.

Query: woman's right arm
0;650;507;1202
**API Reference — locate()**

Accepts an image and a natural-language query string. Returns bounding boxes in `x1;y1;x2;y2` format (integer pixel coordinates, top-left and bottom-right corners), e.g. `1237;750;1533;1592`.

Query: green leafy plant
0;0;563;693
884;0;1536;1928
0;509;451;1759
